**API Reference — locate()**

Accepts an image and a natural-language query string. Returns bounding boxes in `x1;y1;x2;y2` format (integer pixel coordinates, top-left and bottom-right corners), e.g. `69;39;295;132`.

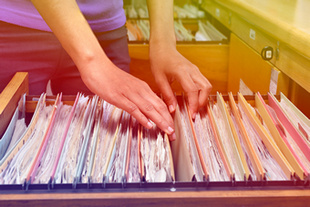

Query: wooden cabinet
1;1;310;206
202;0;310;117
227;33;289;95
1;73;310;207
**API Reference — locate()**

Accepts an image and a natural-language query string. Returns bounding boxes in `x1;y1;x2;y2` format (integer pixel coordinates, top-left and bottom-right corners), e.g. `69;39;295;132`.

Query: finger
187;89;199;119
192;75;212;108
139;97;174;135
137;92;177;141
125;89;175;135
145;92;175;128
116;96;153;130
177;74;199;119
155;74;177;113
136;81;174;128
168;133;176;141
199;79;212;108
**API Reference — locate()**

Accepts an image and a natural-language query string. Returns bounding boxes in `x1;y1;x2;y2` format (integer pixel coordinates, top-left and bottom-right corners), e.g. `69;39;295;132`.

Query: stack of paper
1;92;310;185
195;21;227;41
0;93;174;185
140;125;174;182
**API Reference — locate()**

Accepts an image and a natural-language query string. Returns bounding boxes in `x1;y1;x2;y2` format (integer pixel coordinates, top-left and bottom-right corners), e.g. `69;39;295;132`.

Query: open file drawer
0;73;310;207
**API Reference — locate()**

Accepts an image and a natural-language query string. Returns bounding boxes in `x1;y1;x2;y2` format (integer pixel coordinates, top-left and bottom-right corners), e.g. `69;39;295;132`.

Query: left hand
149;45;212;119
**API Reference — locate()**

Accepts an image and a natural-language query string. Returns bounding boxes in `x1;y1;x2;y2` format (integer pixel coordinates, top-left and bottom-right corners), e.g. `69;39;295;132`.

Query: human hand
80;60;176;140
149;46;212;119
30;0;176;138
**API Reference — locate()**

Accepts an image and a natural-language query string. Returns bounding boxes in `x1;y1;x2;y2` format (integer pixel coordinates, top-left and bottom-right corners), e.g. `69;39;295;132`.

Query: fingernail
192;112;196;120
170;133;176;141
147;121;153;129
167;126;174;134
169;105;175;113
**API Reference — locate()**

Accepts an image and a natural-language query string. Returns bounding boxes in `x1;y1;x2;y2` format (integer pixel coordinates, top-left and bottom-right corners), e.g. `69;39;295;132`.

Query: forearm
30;0;112;75
147;0;176;48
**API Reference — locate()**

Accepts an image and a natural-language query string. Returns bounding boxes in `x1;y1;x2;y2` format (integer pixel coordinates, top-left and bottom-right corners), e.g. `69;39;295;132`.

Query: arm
31;0;175;139
147;0;212;118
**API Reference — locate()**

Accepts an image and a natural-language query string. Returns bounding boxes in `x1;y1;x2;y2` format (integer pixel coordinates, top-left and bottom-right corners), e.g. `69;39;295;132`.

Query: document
127;118;140;183
171;96;204;181
238;93;291;180
106;111;130;183
266;93;310;179
209;93;245;181
228;103;257;180
3;92;310;184
193;107;229;181
90;102;122;183
196;21;227;41
279;92;310;146
75;96;99;184
54;95;90;184
140;124;174;182
228;93;265;181
0;94;53;184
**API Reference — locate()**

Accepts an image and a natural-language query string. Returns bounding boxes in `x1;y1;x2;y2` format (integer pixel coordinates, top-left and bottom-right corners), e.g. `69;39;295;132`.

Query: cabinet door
227;34;289;95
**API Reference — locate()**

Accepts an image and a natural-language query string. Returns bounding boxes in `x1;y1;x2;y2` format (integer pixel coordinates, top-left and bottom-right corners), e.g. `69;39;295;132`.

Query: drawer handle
261;46;274;60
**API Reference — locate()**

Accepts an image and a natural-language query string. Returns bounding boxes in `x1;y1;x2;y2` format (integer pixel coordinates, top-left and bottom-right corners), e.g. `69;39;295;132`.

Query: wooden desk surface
212;0;310;59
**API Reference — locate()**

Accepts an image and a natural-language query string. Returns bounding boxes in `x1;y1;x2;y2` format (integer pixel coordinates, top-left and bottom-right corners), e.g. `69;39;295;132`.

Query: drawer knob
261;46;274;60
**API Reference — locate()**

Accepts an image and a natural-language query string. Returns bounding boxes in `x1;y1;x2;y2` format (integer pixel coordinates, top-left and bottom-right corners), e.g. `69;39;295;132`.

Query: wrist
149;36;176;50
78;50;114;84
148;41;178;64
